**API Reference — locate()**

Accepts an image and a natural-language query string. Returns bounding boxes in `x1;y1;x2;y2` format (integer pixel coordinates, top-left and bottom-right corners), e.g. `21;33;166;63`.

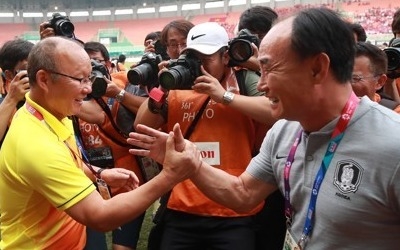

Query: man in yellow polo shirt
0;36;199;249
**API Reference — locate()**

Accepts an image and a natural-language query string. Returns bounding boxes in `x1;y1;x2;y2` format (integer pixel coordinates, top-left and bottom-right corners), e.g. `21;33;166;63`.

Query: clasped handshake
127;123;203;184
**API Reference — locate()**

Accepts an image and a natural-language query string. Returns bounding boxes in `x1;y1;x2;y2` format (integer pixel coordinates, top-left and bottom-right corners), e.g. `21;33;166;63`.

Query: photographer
382;9;400;102
230;6;278;73
126;20;194;104
77;41;149;250
352;42;400;112
0;39;34;147
133;22;272;250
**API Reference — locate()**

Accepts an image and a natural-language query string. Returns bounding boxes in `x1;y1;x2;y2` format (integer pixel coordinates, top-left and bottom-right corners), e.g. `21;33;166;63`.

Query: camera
89;59;109;99
159;53;202;90
384;38;400;78
47;13;75;38
228;29;260;66
127;52;162;87
153;40;170;61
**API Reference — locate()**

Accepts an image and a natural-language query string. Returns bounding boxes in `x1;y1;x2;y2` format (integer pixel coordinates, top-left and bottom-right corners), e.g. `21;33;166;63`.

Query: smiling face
48;47;92;120
31;38;92;121
351;56;382;100
257;17;316;121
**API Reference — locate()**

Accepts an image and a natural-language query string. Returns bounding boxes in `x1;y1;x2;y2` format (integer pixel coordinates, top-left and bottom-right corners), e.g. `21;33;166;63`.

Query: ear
222;49;230;66
35;69;51;93
4;69;15;82
375;74;388;91
310;53;330;84
105;60;112;69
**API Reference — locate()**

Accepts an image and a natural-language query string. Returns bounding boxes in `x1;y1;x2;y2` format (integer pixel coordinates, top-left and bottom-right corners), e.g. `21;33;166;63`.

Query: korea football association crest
333;160;363;194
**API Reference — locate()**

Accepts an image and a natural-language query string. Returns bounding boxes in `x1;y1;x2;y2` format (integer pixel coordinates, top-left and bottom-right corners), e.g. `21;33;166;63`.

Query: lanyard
283;92;359;249
25;103;89;173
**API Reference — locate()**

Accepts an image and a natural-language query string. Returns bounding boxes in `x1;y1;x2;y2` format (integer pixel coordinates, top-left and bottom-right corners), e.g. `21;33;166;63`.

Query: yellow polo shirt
0;94;96;249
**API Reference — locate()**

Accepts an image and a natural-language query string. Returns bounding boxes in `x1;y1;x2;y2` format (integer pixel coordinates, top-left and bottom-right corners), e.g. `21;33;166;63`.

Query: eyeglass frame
350;74;381;83
167;42;187;49
45;69;95;86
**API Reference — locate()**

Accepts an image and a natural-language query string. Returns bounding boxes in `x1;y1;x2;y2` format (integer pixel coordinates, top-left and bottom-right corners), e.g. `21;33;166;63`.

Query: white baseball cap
181;22;229;55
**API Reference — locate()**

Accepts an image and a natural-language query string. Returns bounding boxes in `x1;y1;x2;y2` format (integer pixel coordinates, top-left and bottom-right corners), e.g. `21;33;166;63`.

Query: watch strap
115;89;126;102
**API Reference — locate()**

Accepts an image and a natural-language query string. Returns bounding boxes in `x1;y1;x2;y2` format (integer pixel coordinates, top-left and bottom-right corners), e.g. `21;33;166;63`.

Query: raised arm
128;123;277;213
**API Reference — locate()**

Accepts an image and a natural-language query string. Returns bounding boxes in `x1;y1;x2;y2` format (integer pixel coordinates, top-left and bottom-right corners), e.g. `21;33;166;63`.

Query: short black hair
84;41;110;61
392;9;400;35
238;6;278;36
0;39;34;71
355;42;388;75
118;54;126;63
349;22;367;42
291;8;355;83
144;31;161;43
160;20;194;46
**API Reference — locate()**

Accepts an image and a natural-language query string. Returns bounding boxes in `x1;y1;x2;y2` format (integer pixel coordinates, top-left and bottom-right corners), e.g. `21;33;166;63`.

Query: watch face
223;91;234;104
116;90;125;102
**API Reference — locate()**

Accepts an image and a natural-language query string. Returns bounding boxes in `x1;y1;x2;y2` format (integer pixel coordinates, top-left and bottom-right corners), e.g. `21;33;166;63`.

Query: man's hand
128;124;170;164
100;167;139;194
39;22;55;39
7;70;29;104
127;123;186;163
192;66;226;103
103;77;121;98
161;124;203;183
128;123;202;184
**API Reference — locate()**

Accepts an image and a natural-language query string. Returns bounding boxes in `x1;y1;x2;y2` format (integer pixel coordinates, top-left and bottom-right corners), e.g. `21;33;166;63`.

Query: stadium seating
0;0;399;51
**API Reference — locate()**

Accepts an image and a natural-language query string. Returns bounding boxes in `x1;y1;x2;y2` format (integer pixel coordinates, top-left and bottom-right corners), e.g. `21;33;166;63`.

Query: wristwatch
222;91;235;105
115;89;126;103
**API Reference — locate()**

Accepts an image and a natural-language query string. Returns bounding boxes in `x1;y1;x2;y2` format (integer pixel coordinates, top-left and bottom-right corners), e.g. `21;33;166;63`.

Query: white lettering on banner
81;123;100;133
87;135;102;146
204;108;214;119
183;112;196;122
194;142;220;166
182;108;215;122
181;102;193;110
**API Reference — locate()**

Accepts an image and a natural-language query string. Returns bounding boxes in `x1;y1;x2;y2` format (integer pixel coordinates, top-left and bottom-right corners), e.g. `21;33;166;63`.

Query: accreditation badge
283;229;301;250
97;178;112;200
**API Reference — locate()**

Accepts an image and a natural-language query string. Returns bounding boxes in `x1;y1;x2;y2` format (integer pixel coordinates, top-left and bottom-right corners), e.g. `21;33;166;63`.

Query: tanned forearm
134;98;165;129
190;161;275;213
227;95;277;126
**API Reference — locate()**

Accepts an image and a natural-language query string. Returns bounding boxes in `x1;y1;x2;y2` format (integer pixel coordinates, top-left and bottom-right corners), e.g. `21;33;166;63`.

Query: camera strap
94;97;129;141
153;95;211;224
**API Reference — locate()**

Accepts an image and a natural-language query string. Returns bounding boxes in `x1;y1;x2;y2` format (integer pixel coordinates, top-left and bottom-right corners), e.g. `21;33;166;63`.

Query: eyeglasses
167;42;187;49
92;58;106;64
351;74;379;83
47;70;94;86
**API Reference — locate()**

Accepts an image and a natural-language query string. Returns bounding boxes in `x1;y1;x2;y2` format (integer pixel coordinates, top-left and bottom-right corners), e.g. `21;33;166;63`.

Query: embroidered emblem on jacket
333;159;363;194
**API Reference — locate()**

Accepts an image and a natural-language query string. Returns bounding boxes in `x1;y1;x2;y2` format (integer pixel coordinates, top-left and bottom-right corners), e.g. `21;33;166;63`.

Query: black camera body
47;13;75;38
228;29;260;66
127;52;162;88
159;53;202;90
384;38;400;78
89;59;109;99
153;40;170;61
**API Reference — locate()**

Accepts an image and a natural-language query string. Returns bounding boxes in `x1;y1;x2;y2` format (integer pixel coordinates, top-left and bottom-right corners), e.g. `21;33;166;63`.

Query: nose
256;74;269;93
82;84;92;94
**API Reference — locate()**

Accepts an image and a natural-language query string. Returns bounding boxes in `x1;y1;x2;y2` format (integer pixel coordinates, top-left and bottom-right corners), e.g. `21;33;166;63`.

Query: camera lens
228;39;253;63
159;65;191;90
384;47;400;71
90;77;107;98
56;20;75;38
127;63;155;85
